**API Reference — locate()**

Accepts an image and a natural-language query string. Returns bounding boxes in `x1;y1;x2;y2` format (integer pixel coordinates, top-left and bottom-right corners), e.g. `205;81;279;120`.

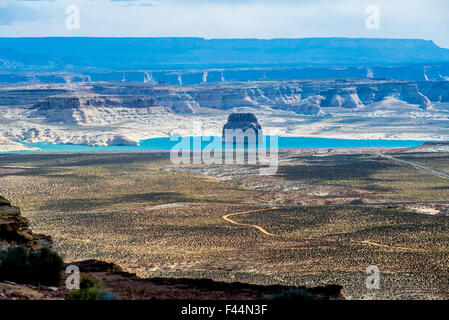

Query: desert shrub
0;246;64;286
0;246;31;281
29;247;64;286
69;276;118;300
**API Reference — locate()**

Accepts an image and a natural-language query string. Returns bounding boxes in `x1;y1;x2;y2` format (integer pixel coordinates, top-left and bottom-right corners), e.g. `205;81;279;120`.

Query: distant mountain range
1;37;449;71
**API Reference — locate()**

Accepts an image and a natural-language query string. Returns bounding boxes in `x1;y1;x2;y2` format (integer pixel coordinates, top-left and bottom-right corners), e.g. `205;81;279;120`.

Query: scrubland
0;149;448;299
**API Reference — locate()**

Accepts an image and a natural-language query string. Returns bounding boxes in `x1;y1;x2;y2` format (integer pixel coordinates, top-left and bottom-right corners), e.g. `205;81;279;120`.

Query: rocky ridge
2;64;449;85
29;94;171;125
92;79;441;114
3;79;444;123
1;38;449;70
0;196;52;250
1;78;449;150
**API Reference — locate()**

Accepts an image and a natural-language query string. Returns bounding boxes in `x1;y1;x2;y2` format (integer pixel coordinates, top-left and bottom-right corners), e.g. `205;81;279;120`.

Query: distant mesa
1;37;449;70
222;112;263;145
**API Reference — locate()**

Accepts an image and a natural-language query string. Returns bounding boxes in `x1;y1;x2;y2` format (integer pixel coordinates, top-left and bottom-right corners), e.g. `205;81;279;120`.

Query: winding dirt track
356;240;431;252
222;208;279;236
222;208;435;252
222;152;449;252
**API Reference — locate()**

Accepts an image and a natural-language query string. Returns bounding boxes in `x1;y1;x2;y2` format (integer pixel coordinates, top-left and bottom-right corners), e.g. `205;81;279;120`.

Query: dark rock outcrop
0;257;344;300
0;196;52;250
222;113;263;144
71;259;343;300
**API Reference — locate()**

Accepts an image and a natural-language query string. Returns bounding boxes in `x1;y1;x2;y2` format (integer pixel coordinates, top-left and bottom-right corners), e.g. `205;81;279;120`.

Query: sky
0;0;448;48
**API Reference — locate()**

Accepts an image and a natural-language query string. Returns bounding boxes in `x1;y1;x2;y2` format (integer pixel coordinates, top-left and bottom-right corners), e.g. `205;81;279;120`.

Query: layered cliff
29;94;171;125
319;82;432;109
92;79;439;114
1;78;447;150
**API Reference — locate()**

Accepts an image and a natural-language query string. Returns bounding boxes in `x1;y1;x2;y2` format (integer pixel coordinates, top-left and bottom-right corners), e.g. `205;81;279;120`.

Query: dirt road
222;208;279;236
378;152;449;180
222;207;440;252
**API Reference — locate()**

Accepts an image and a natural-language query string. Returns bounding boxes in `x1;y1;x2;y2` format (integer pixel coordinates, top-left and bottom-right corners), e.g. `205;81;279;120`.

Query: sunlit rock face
29;95;171;125
222;113;263;145
91;79;439;114
321;88;364;109
0;196;52;250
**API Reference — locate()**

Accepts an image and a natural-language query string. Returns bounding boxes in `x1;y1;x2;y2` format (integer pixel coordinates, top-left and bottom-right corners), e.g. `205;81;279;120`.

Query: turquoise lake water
2;136;435;154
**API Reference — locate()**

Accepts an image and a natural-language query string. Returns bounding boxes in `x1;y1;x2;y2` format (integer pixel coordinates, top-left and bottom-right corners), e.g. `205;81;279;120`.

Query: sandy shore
2;106;449;152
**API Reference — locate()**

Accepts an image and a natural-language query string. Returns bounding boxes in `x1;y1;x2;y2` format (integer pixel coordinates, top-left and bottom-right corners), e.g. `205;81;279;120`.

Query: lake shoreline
1;136;439;154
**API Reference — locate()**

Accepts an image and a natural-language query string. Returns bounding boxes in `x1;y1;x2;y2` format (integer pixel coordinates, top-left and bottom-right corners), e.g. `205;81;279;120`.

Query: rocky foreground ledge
0;196;343;300
0;196;52;250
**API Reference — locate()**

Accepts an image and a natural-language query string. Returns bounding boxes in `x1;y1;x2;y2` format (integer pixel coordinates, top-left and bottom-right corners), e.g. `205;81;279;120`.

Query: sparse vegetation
0;246;64;286
0;152;255;214
69;276;118;300
0;150;448;299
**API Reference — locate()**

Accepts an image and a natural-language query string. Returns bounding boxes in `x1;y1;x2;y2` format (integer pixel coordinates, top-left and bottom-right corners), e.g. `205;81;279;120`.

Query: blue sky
1;0;448;48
